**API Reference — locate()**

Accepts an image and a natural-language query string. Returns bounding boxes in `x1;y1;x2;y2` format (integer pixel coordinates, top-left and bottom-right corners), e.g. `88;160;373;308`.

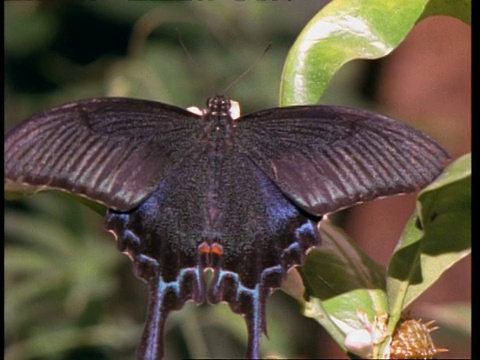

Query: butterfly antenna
176;28;198;69
223;43;272;95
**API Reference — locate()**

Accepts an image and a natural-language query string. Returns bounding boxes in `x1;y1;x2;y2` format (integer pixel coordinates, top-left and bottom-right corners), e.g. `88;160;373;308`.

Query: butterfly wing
4;97;203;211
236;105;449;216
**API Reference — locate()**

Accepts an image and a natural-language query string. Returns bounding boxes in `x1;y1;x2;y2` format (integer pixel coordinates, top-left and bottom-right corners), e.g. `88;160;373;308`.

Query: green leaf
419;0;471;25
279;0;429;106
387;154;471;330
300;220;388;351
279;0;471;106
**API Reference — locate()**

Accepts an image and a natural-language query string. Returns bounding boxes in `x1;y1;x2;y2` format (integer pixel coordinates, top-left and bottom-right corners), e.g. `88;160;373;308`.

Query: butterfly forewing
4;98;203;211
236;105;449;216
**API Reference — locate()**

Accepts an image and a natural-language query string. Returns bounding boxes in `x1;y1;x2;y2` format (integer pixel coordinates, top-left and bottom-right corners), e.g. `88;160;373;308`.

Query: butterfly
4;95;449;359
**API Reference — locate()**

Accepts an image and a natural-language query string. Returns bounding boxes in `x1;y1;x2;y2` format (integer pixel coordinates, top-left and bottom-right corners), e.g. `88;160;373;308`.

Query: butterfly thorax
202;96;236;158
199;96;237;233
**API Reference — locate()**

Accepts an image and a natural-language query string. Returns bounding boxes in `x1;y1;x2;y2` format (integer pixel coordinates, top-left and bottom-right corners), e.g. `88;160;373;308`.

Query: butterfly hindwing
5;98;203;211
236;105;449;216
104;141;321;359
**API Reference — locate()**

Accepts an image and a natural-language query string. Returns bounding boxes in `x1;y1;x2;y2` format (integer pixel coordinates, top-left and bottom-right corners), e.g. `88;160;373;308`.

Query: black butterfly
4;95;449;359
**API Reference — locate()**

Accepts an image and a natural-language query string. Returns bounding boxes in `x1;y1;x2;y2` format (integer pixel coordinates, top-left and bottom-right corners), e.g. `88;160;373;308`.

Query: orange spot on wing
211;243;223;256
198;242;223;256
199;242;210;254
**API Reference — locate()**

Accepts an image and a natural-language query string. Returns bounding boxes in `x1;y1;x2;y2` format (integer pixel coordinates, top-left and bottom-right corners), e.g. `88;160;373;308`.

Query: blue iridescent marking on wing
138;254;203;358
211;265;283;358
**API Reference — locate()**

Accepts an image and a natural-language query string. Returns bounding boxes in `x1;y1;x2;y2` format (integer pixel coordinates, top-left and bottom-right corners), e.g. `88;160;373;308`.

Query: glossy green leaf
280;0;429;105
387;154;471;330
419;0;471;25
279;0;470;106
301;220;388;352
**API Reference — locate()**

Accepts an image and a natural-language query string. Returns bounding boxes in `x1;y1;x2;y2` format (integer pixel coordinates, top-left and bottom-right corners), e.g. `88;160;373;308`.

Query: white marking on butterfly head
187;99;240;119
229;100;240;120
187;106;204;116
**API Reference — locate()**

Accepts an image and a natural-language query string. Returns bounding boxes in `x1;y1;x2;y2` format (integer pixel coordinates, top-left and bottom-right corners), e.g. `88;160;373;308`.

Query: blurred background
5;1;470;359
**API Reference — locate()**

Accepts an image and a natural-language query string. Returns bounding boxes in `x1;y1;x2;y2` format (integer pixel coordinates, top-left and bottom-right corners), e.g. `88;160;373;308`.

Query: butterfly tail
243;287;269;360
137;275;168;360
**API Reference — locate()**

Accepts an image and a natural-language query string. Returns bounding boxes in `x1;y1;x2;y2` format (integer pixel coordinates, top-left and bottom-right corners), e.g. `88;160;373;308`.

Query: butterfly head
206;95;241;120
206;95;231;116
